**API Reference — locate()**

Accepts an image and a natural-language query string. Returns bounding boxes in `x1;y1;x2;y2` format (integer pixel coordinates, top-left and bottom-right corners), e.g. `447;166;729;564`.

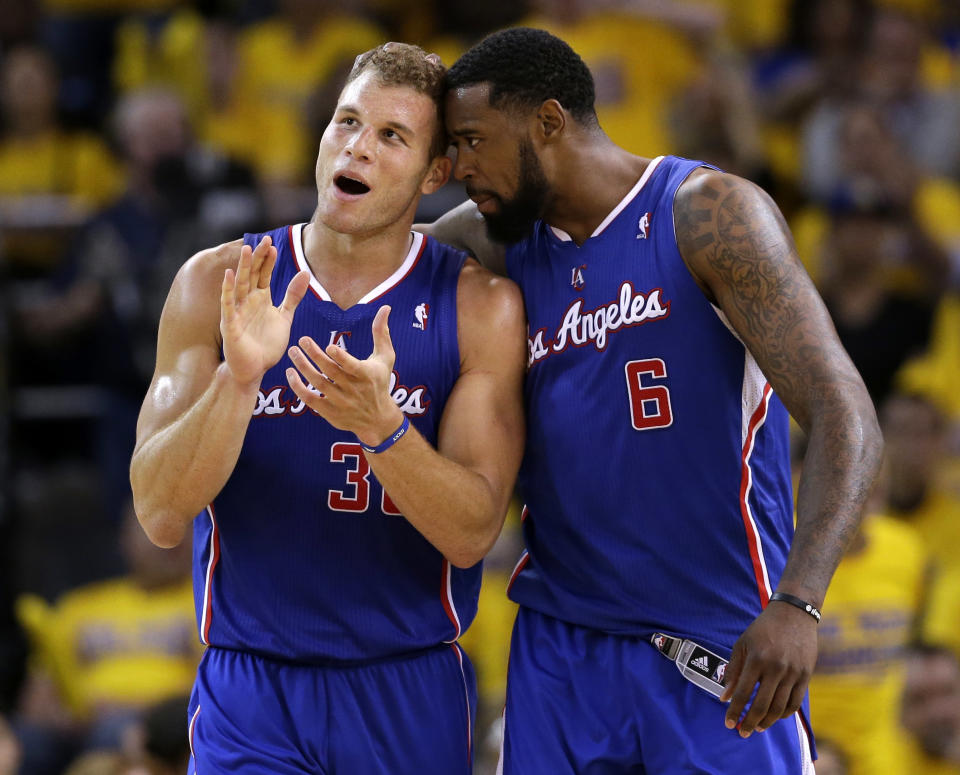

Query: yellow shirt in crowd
809;514;927;775
17;576;200;720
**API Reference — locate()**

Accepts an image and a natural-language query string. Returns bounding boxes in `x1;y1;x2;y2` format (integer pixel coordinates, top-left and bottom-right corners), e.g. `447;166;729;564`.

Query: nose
452;150;472;181
345;126;374;161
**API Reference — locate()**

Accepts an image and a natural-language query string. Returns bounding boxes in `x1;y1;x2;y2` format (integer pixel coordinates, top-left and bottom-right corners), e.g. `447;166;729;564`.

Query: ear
536;99;566;144
420;154;452;194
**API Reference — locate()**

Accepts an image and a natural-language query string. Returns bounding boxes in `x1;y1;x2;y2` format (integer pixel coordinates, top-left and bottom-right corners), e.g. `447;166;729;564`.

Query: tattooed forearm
675;169;883;604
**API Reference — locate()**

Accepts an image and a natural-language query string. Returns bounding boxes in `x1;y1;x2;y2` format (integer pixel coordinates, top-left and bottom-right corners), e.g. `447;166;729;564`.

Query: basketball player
424;28;883;774
130;43;526;774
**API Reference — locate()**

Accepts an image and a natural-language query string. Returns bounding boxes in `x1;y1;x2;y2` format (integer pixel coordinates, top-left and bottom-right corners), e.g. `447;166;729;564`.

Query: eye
467;137;481;149
341;116;357;126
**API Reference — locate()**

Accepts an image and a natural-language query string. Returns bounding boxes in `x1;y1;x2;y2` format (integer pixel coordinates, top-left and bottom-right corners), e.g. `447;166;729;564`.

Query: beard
479;138;550;244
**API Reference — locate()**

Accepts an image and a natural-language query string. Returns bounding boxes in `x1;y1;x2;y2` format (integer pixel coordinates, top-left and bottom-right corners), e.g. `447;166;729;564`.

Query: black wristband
770;592;822;623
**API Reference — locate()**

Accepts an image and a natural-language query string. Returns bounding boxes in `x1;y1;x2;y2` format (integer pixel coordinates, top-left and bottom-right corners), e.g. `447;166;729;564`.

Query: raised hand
285;305;404;446
220;235;309;386
719;601;818;737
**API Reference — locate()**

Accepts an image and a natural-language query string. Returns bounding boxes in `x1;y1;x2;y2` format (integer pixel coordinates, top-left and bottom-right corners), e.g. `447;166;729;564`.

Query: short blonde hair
347;42;447;159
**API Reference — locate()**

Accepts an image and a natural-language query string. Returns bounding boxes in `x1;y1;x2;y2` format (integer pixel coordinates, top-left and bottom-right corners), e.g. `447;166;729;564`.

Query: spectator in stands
807;493;928;775
13;87;261;524
14;502;197;775
881;392;960;574
803;8;960;201
0;45;122;272
901;645;960;773
816;200;943;405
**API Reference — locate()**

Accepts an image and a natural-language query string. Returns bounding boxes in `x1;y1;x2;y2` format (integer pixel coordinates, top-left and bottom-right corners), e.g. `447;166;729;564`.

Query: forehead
337;70;438;133
445;83;515;133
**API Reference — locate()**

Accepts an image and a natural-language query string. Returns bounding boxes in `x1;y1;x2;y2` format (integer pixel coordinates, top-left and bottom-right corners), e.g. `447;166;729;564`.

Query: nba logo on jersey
637;212;652;240
413;303;429;330
712;663;726;684
570;265;586;290
328;330;351;350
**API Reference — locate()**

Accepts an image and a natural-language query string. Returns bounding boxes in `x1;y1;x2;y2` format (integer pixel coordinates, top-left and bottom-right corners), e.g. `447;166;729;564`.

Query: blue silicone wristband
359;416;409;454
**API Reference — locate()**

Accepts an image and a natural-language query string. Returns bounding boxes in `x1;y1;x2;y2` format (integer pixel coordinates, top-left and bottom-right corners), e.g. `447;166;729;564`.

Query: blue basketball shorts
187;643;476;774
499;607;815;774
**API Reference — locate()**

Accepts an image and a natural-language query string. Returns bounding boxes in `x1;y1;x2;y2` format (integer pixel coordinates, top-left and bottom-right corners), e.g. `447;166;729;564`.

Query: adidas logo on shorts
691;655;711;674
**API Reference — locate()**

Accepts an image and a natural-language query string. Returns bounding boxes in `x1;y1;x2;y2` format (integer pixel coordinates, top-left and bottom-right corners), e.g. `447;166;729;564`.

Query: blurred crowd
0;0;958;773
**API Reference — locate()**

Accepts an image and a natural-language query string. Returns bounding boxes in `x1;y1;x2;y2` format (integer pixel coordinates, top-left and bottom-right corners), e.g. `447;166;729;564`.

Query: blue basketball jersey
505;156;794;654
192;224;477;662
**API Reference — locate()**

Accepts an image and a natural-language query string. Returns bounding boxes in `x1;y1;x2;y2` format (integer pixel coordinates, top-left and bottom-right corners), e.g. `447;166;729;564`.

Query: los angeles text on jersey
253;371;430;418
528;281;670;366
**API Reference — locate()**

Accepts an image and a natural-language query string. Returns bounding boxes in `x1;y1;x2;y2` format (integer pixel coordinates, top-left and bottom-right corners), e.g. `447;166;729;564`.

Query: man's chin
482;212;537;245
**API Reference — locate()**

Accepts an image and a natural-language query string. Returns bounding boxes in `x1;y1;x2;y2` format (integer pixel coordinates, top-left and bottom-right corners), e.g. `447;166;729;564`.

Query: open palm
220;236;309;386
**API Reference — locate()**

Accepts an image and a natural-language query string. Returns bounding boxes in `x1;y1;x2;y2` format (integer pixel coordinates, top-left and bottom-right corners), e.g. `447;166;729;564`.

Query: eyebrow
337;104;415;137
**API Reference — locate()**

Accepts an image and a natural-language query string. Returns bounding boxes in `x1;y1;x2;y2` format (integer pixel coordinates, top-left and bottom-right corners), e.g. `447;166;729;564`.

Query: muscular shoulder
160;238;245;346
176;238;244;292
673;167;794;299
456;258;524;331
455;259;526;370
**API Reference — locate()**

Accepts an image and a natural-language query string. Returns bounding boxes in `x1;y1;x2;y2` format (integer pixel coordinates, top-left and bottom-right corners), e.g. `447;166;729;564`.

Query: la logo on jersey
637;211;652;240
328;330;351;350
413;302;429;330
570;265;586;290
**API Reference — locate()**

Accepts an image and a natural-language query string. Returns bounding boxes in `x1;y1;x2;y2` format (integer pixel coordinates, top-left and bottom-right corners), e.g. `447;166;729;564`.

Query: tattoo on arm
675;171;883;601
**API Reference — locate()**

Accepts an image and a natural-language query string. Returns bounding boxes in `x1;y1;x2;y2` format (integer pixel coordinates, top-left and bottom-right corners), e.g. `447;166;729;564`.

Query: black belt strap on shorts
650;632;729;699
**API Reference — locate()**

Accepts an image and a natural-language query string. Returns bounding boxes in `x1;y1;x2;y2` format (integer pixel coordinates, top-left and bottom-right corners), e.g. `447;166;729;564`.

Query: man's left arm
674;168;883;737
286;259;527;568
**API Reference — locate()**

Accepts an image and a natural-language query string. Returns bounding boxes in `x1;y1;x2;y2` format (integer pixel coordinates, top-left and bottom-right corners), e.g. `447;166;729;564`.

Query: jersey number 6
624;358;673;430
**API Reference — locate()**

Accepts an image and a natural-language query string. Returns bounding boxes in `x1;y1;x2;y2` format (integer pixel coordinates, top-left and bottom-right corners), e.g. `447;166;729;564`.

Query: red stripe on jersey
440;558;461;640
520;504;529;523
507;551;530;596
201;505;221;644
739;384;773;606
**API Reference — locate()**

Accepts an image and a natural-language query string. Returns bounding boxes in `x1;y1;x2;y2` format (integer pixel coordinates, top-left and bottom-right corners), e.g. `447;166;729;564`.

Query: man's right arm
416;200;507;275
130;237;308;548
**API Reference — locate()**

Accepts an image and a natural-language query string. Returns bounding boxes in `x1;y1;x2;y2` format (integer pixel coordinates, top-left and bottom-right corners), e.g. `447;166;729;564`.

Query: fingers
735;670;783;737
288;338;342;390
234;243;254;303
754;679;800;732
221;267;237;324
285;365;326;411
280;270;310;318
258;245;278;289
723;648;757;732
370;305;395;367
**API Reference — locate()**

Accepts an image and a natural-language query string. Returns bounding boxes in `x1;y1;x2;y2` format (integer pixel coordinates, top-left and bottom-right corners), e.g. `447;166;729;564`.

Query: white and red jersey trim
739;375;774;606
188;704;201;765
507;550;530;596
549;156;664;242
441;558;462;642
712;307;775;607
289;223;426;304
199;505;220;645
450;643;473;765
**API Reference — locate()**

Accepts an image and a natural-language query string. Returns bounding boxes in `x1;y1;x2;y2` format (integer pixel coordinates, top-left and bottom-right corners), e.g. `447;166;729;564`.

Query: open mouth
335;174;371;195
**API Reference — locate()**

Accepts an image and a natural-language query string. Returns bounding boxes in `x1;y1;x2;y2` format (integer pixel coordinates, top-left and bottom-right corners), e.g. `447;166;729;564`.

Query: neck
302;217;416;308
543;132;650;244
